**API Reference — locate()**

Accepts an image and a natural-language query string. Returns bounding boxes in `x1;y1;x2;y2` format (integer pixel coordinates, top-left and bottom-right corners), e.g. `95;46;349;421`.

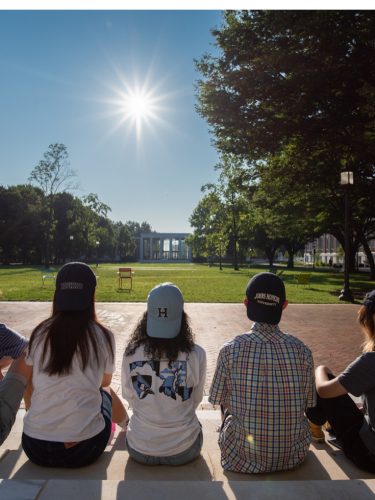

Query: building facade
304;234;375;266
139;233;192;263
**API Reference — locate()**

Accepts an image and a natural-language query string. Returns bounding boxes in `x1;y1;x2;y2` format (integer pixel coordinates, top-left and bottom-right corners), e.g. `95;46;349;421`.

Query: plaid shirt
209;322;315;473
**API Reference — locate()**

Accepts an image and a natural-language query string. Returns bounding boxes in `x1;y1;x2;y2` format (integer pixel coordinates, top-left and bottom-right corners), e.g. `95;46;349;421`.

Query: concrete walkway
0;301;370;499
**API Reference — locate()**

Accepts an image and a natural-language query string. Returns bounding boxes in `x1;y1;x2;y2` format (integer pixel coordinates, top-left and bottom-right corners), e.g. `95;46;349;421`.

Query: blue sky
0;10;223;233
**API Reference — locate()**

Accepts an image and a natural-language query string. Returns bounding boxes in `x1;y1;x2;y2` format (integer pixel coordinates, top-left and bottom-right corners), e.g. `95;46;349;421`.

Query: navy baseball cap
55;262;96;312
364;290;375;315
146;283;184;339
246;272;286;325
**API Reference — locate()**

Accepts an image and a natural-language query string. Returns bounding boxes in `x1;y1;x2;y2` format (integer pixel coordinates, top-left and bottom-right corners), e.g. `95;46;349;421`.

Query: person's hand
356;402;365;413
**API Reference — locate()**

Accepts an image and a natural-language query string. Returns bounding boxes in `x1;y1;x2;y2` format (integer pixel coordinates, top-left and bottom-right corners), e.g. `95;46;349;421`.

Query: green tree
0;185;44;264
28;143;77;263
52;192;78;263
113;222;136;261
202;154;252;270
82;193;111;218
196;10;375;276
188;191;227;261
79;194;110;260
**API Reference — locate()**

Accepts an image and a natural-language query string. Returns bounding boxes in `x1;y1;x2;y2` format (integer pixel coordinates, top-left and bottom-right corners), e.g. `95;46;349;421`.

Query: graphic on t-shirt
129;359;193;401
159;361;193;401
130;360;160;376
131;372;155;399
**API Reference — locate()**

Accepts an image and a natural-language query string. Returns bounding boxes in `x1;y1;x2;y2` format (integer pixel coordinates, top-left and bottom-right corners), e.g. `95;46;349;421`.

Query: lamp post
69;235;74;262
339;171;354;302
95;240;99;268
219;237;223;271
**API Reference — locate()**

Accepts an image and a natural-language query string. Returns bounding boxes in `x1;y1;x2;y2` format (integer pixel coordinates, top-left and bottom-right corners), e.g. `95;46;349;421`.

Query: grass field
0;263;374;304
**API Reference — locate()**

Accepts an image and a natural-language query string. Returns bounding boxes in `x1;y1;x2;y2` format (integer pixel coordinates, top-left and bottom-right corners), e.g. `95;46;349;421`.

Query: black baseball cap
55;262;96;312
364;290;375;315
246;272;286;325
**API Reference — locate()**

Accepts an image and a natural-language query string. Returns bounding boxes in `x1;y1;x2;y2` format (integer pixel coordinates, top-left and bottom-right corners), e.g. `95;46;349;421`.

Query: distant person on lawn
20;262;128;468
210;272;315;473
122;282;206;465
307;290;375;473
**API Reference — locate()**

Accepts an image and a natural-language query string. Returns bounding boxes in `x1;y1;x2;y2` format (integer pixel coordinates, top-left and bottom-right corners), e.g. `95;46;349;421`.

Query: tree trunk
286;246;294;269
233;241;239;270
361;236;375;279
232;210;239;271
265;248;276;267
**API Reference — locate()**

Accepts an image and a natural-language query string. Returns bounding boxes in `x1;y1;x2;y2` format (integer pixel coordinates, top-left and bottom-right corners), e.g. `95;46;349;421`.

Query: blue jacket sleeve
0;373;27;445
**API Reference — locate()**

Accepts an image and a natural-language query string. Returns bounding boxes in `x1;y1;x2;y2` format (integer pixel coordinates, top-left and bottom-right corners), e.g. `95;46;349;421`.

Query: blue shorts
22;389;112;468
126;428;203;466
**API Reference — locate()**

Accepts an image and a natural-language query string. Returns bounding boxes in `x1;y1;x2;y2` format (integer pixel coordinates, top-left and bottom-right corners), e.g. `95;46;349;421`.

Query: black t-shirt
339;352;375;453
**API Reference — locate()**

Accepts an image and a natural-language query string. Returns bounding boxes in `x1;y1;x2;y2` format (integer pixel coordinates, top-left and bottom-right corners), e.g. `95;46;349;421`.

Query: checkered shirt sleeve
209;343;231;406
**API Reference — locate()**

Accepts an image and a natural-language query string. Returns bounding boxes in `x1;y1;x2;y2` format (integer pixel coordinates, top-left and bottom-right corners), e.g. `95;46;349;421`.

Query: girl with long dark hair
122;282;206;465
21;262;127;468
307;290;375;472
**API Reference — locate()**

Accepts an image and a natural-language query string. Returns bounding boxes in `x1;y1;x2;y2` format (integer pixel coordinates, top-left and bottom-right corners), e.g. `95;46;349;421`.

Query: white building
304;234;375;266
139;233;192;263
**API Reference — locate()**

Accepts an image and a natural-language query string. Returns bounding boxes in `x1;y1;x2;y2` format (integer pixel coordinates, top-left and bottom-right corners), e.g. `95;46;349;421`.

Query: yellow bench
295;273;311;287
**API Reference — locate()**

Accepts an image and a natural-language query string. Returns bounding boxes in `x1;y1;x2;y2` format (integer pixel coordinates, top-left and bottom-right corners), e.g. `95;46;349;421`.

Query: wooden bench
295;273;311;287
117;267;133;290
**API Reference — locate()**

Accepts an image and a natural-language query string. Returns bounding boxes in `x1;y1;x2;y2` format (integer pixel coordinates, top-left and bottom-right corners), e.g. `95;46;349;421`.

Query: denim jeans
126;428;203;466
22;389;112;468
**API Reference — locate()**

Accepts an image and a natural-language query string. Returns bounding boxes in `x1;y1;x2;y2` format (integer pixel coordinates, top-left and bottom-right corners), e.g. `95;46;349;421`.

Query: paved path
0;302;362;400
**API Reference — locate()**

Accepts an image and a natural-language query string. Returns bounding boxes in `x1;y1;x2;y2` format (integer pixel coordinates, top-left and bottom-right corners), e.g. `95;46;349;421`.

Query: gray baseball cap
146;282;184;339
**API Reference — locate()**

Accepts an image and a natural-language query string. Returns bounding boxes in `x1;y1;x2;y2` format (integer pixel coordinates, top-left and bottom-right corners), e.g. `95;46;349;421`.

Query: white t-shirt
122;344;206;456
24;323;115;442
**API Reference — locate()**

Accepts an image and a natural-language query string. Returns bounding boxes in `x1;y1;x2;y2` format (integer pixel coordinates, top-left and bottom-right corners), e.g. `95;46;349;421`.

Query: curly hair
125;311;195;363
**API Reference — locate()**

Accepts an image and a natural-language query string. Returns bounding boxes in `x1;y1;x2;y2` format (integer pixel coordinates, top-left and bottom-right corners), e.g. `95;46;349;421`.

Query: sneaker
327;436;343;450
309;421;325;442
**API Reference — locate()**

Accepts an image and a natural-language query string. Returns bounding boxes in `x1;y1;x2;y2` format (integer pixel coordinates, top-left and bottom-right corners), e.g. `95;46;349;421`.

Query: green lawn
0;263;374;304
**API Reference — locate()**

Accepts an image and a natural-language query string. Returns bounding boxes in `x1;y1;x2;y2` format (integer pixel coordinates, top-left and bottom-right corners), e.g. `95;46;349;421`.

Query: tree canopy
1;144;153;264
194;10;375;274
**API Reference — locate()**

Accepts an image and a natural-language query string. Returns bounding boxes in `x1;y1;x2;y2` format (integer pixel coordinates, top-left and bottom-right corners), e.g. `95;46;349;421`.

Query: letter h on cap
158;307;168;318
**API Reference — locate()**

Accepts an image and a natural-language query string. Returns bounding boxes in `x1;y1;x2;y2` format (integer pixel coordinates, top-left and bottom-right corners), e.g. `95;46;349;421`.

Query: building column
140;235;144;261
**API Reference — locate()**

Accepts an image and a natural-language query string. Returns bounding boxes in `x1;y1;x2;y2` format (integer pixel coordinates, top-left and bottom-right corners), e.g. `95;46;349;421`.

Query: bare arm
101;372;112;387
8;353;33;381
315;365;347;399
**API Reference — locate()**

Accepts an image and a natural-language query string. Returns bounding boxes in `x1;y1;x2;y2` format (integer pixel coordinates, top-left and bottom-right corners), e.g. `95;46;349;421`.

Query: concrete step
1;479;375;500
1;409;375;499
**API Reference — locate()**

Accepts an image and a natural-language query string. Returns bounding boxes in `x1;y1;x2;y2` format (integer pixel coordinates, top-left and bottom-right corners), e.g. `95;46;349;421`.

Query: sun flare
122;89;155;122
103;70;173;143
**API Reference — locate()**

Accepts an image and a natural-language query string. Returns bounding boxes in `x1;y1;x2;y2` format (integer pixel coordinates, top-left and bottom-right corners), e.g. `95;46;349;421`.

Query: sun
102;71;173;143
117;86;161;140
122;89;154;121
